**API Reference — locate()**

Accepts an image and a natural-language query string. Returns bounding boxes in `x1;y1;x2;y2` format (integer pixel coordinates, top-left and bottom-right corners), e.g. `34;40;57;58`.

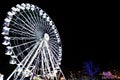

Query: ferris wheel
2;3;65;80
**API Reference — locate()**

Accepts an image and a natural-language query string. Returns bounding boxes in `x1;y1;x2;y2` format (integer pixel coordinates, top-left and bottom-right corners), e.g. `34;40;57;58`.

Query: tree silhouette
83;61;99;78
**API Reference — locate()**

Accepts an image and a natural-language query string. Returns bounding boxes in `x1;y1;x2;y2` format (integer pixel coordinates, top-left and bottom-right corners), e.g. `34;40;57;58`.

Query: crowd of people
64;70;100;80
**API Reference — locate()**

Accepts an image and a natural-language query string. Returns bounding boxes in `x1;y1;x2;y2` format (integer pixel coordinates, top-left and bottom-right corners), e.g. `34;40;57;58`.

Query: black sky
0;0;119;77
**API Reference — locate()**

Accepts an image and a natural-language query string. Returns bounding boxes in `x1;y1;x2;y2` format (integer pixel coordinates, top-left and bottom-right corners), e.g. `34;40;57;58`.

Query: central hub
44;33;49;41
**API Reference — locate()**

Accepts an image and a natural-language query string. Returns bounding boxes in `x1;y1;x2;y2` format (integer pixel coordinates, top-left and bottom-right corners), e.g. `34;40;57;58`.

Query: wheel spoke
12;40;36;48
10;37;35;40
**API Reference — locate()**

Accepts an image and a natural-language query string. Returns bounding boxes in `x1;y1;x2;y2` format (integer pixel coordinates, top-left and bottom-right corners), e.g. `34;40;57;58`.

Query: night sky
0;0;119;78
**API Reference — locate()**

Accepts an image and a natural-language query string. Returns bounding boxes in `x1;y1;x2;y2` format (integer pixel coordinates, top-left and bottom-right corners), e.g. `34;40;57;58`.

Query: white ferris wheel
2;3;65;80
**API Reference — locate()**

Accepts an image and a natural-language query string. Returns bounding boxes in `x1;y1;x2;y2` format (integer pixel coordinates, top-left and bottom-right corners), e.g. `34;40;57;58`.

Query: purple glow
83;61;99;77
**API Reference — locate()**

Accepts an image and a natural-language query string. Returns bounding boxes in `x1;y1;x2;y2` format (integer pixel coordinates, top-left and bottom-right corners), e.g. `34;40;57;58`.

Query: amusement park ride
1;3;66;80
